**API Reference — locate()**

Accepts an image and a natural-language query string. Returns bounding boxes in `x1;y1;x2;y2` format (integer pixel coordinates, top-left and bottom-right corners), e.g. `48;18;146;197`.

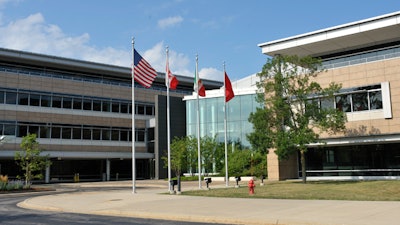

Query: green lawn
182;180;400;201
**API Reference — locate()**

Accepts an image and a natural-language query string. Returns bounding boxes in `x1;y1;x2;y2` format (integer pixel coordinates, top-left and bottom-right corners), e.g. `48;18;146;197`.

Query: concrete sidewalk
18;180;400;225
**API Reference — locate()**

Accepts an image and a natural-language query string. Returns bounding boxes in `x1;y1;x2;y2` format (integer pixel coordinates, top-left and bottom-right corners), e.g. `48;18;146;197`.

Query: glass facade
186;94;259;148
0;88;155;116
305;143;400;177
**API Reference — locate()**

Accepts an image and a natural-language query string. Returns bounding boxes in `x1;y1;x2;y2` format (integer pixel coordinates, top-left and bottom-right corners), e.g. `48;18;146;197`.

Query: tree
251;55;346;183
15;133;51;186
247;108;273;155
185;136;198;176
200;136;219;175
163;136;188;178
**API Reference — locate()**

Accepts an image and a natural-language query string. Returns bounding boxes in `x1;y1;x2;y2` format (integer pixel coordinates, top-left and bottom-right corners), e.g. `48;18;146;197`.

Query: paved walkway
18;180;400;225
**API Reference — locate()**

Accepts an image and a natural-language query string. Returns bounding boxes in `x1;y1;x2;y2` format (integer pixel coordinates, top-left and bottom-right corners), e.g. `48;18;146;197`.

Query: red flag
194;65;205;97
225;72;234;102
197;79;206;97
133;49;157;88
165;54;179;90
167;71;179;90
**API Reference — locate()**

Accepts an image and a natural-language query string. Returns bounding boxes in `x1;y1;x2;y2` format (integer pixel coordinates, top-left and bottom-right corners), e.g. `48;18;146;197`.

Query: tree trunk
25;164;29;187
301;150;307;183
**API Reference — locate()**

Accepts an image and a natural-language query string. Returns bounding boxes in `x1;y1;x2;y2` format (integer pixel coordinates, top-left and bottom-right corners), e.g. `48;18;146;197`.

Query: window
137;105;145;115
0;91;4;103
120;130;128;141
369;91;382;110
137;129;145;142
72;128;81;139
62;127;72;139
73;98;82;109
93;100;101;111
145;105;153;115
17;125;28;137
29;125;39;136
102;101;111;112
335;95;351;112
40;126;50;138
112;102;120;113
320;97;335;109
18;93;29;105
83;98;92;110
63;97;72;109
51;127;61;138
111;130;119;141
41;95;51;107
92;128;101;140
102;129;110;140
5;92;17;104
83;128;91;140
4;124;16;135
352;92;368;111
30;94;40;106
120;103;128;113
52;96;62;108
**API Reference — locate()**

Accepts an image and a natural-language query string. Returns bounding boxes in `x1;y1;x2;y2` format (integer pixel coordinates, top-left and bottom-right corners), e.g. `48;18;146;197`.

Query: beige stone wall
267;58;400;180
0;70;171;155
315;58;400;138
267;148;298;181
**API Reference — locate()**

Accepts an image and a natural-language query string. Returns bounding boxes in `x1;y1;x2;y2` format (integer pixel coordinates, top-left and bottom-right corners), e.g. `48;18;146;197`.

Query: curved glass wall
186;94;259;148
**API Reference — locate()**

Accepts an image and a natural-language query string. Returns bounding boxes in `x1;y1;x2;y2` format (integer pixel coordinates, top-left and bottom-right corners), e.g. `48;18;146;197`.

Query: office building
0;48;222;182
259;11;400;180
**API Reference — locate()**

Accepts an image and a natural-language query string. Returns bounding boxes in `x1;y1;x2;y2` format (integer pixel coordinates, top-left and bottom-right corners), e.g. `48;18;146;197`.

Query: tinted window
62;127;71;139
83;99;92;110
63;97;72;109
102;101;111;112
41;95;51;107
51;127;61;138
30;94;40;106
0;91;4;103
18;93;29;105
335;95;351;112
93;100;101;111
352;93;368;111
72;128;81;139
52;96;62;108
5;92;17;104
73;98;82;109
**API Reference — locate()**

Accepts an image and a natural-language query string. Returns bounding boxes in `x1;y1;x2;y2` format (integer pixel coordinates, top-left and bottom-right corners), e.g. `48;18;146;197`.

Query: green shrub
0;179;29;191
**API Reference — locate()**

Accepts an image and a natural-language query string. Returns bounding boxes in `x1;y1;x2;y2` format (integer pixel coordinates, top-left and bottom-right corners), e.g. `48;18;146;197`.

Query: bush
0;179;30;191
0;181;6;190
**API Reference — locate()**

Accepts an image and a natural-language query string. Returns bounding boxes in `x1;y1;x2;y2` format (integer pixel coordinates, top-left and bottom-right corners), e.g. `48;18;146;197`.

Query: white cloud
0;11;221;81
0;12;131;66
157;16;183;29
199;67;223;81
142;41;192;76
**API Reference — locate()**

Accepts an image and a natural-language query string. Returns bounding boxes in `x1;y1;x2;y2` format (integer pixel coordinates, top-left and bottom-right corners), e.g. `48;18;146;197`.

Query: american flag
133;49;157;88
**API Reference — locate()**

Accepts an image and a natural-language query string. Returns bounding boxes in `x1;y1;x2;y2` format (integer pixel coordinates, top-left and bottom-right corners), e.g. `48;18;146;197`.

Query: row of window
0;63;193;94
0;88;155;116
0;121;155;142
312;84;383;112
322;45;400;69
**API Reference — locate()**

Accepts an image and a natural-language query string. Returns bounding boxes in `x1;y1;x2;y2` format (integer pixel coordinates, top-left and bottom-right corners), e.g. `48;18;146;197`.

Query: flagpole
166;46;172;193
196;54;202;189
223;62;229;187
131;38;136;194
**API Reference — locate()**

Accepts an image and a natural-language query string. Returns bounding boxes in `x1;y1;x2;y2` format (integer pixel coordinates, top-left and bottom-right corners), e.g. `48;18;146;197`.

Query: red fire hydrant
248;178;255;195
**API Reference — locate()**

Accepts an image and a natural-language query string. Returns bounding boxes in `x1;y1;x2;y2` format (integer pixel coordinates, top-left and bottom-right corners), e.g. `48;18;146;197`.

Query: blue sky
0;0;399;82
